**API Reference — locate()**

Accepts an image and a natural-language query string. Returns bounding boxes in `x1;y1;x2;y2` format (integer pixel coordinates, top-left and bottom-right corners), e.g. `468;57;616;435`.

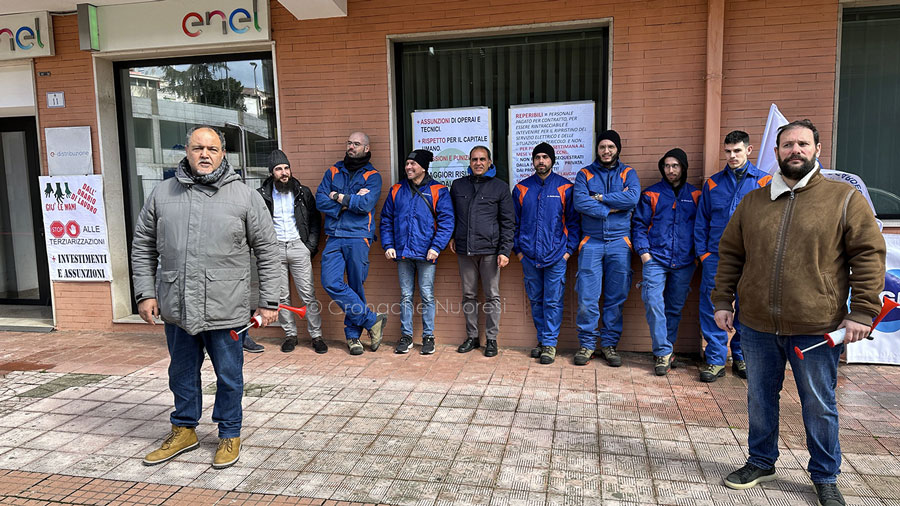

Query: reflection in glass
119;55;277;232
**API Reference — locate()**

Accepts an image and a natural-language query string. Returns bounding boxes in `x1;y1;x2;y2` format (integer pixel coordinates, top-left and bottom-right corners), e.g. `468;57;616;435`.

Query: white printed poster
39;175;112;281
508;101;595;188
412;107;491;186
45;126;93;175
846;233;900;365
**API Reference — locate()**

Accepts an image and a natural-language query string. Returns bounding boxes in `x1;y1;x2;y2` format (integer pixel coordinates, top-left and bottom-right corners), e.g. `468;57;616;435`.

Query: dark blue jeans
741;324;843;483
165;324;243;439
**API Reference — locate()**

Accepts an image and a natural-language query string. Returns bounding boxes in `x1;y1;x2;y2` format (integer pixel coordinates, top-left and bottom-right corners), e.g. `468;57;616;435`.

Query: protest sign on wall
508;101;595;188
39;175;112;281
412;107;491;186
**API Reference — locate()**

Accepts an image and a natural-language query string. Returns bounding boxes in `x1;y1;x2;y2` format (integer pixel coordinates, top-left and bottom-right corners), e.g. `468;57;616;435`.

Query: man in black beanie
513;142;580;364
573;129;640;366
632;148;699;375
256;149;324;353
380;149;454;354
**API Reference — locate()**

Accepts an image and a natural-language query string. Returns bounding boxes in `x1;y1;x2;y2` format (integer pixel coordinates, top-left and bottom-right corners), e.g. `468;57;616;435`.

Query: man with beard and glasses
316;132;387;355
632;148;700;376
513;142;579;365
713;119;885;506
257;149;325;354
132;125;280;469
694;130;772;382
380;149;454;355
573;130;640;367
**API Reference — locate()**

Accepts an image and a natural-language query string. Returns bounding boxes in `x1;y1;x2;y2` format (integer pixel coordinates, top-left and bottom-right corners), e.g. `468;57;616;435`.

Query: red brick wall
270;0;843;353
33;14;101;176
35;1;844;352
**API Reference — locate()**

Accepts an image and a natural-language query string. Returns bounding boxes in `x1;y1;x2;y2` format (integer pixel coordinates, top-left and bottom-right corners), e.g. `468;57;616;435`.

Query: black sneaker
281;337;298;353
242;335;264;353
421;336;435;355
814;483;845;506
311;338;328;354
395;335;413;354
348;339;364;355
723;463;776;490
484;340;498;357
530;345;542;358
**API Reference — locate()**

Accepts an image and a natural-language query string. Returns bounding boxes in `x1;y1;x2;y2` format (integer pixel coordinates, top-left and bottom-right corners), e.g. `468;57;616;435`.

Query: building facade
0;0;896;352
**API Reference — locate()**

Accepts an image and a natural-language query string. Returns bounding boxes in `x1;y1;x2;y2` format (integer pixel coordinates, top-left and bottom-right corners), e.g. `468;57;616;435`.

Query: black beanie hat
532;142;556;167
597;129;622;153
268;149;290;173
406;149;433;171
658;147;689;186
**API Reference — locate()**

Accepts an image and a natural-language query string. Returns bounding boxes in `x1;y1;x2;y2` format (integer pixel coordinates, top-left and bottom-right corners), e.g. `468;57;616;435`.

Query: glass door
0;116;51;305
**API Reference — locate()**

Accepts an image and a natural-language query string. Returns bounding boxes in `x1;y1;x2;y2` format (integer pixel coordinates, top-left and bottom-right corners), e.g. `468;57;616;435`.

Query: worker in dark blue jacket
380;150;454;355
315;131;387;356
632;148;700;376
573;130;640;367
513;142;580;365
450;146;515;357
693;130;772;382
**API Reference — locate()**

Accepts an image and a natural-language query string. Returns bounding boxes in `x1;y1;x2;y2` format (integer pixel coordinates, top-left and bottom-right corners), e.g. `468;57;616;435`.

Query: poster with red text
38;175;112;281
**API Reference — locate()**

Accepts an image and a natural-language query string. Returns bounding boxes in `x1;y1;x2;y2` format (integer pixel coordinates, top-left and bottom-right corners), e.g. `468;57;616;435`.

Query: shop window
115;52;277;307
838;7;900;219
393;28;609;182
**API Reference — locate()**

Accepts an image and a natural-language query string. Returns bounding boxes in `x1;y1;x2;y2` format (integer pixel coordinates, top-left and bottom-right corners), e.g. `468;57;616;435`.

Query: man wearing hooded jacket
316;132;387;355
632;148;700;376
257;149;325;354
513;142;580;365
573;130;640;367
450;145;515;357
381;149;454;355
694;130;771;382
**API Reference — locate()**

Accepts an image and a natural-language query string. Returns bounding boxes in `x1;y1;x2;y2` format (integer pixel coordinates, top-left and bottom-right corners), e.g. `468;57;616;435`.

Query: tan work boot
212;436;241;469
143;425;199;466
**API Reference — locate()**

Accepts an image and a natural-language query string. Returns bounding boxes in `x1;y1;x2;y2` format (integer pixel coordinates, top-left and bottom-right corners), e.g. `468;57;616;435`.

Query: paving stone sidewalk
1;329;899;505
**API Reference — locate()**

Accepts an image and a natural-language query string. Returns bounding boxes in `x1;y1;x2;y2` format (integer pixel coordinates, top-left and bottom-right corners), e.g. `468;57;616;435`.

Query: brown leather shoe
142;425;199;466
212;436;241;469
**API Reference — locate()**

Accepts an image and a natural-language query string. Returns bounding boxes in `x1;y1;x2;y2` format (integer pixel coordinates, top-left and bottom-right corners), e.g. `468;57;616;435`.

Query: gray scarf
190;157;229;185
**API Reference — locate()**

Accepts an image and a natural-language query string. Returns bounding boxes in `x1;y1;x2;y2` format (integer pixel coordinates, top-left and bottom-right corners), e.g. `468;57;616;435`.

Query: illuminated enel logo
182;0;261;37
0;17;44;51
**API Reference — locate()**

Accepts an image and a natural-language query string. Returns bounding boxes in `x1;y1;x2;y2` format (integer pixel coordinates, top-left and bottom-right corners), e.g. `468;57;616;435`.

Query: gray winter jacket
131;157;281;335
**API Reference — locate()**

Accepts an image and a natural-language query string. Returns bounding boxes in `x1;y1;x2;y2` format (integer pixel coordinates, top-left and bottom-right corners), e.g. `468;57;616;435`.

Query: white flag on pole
757;103;789;175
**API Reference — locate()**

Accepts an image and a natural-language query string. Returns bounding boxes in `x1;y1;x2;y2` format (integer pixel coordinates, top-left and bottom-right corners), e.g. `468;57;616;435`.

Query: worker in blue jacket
632;148;700;376
573;130;640;367
315;131;387;356
380;150;454;355
513;142;580;365
693;130;772;382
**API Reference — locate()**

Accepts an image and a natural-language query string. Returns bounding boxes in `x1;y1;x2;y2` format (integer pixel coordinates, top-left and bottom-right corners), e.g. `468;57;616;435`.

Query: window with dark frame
394;27;610;183
838;7;900;219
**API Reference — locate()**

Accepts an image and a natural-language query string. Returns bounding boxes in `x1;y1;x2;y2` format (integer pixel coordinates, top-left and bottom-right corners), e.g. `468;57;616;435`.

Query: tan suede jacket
712;170;885;336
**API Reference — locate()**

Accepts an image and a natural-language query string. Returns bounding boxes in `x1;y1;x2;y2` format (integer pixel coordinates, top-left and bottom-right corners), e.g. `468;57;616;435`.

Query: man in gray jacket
132;125;280;470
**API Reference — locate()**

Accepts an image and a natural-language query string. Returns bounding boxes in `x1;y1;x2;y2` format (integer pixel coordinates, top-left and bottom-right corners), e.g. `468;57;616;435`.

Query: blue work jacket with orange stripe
573;159;641;242
380;176;454;262
512;172;581;267
315;160;382;239
693;162;771;260
632;180;700;269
